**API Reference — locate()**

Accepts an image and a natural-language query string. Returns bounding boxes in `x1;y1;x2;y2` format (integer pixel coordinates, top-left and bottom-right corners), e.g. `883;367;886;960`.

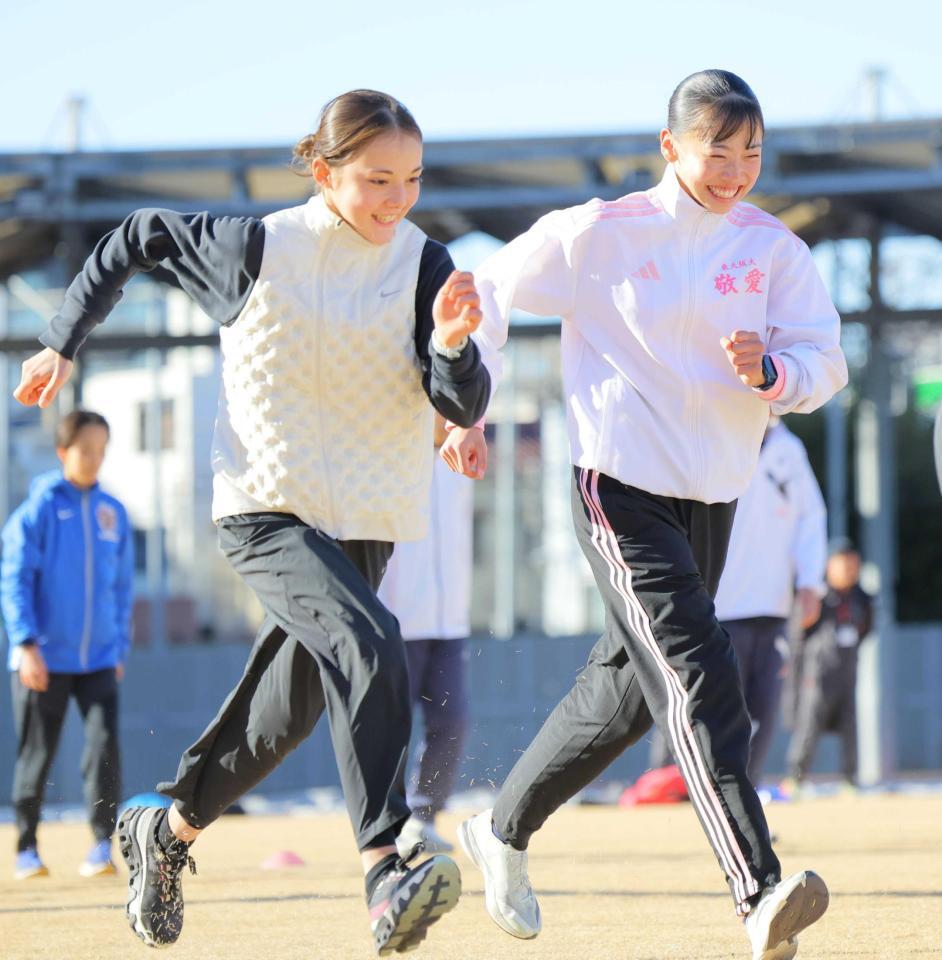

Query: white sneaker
457;809;541;939
396;816;454;856
745;870;829;960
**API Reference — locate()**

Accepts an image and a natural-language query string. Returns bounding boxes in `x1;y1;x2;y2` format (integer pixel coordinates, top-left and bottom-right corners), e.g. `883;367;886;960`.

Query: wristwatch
758;354;779;391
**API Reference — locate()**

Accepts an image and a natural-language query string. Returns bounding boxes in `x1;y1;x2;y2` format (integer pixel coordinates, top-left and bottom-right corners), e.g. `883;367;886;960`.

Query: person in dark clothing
786;538;874;791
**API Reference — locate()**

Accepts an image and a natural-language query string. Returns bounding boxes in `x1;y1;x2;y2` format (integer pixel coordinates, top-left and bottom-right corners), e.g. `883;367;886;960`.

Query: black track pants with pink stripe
492;468;781;913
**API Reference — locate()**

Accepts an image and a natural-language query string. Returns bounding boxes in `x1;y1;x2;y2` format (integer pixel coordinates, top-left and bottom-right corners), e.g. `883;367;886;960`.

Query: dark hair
56;410;109;449
828;535;857;557
292;89;422;176
667;70;764;145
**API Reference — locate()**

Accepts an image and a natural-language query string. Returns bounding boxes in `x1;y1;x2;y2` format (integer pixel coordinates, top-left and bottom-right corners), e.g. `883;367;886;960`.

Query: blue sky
1;0;940;151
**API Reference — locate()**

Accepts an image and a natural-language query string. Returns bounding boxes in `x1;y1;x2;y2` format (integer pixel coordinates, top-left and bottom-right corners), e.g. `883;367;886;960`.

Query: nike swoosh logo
380;289;401;298
57;510;74;520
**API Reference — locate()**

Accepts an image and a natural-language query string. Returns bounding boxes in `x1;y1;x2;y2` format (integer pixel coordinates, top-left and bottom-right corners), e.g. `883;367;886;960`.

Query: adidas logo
630;260;660;281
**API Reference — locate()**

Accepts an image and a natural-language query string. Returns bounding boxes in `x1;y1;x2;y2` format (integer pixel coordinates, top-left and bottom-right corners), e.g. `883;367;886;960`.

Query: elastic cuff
445;416;486;432
38;329;77;362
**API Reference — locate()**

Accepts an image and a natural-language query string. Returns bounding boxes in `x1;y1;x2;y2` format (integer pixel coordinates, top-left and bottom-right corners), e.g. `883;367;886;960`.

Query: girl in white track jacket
458;69;846;960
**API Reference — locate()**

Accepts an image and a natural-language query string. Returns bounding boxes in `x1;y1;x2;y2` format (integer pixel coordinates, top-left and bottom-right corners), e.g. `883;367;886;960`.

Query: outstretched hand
432;271;482;349
440;426;487;479
14;347;74;408
720;330;765;387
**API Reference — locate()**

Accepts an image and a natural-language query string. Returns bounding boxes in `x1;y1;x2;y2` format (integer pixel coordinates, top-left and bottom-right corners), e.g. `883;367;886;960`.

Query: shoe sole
374;856;461;956
757;871;829;960
13;866;49;880
457;818;539;940
118;807;173;948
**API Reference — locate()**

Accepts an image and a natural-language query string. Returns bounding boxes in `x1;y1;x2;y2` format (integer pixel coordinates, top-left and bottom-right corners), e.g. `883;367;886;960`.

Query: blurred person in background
2;410;133;880
379;413;479;855
784;538;873;795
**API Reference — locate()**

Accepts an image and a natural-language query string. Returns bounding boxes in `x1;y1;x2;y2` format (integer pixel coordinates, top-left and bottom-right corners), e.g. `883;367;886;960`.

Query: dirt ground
1;792;939;959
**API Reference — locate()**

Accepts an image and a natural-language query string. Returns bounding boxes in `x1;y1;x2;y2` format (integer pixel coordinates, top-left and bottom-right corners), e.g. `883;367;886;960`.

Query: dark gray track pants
11;668;121;852
648;616;788;785
492;468;780;914
158;513;411;850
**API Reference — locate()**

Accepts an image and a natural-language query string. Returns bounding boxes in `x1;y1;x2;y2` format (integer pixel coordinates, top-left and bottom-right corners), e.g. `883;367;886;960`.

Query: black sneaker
369;845;461;955
117;806;196;947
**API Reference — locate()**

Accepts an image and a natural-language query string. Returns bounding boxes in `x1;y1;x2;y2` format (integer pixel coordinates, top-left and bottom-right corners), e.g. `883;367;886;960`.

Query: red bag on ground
619;764;689;806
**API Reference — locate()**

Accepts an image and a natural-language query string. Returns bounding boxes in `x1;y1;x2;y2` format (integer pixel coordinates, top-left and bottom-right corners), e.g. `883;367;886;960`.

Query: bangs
694;96;764;146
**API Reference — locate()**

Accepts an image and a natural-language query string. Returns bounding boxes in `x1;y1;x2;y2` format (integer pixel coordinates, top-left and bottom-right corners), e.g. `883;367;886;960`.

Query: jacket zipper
80;492;93;669
682;215;706;501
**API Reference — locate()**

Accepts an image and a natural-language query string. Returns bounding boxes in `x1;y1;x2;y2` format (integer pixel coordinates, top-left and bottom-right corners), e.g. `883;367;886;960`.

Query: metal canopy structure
2;117;942;280
1;117;940;782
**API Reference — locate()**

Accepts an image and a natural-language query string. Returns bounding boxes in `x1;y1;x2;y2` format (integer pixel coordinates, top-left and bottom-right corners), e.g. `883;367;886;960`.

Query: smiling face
660;120;762;214
57;423;109;489
313;130;423;245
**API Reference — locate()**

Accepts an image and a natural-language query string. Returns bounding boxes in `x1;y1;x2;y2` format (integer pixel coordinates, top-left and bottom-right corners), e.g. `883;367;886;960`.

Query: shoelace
505;847;532;896
375;841;426;894
156;848;197;904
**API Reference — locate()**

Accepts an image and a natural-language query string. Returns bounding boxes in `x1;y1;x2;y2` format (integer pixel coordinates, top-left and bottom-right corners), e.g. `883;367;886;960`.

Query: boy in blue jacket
2;410;134;879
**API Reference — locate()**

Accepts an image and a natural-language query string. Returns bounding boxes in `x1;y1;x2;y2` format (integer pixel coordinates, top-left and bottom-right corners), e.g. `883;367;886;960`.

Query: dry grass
1;792;939;959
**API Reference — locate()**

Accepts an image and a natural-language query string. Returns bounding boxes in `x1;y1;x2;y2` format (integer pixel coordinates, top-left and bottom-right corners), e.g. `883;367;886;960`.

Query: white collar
654;164;716;224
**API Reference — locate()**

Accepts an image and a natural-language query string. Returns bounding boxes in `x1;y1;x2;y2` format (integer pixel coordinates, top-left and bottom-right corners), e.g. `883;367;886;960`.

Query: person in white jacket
456;69;846;960
708;420;829;783
379;414;477;856
715;419;827;785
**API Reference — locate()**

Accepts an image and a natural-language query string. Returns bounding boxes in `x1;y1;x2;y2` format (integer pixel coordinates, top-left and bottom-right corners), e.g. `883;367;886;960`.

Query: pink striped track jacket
472;165;847;504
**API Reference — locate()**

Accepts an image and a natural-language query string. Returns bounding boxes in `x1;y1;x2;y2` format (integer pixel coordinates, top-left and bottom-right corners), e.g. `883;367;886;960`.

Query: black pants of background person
727;617;789;786
650;617;790;786
158;513;412;851
787;645;859;785
492;468;780;914
11;668;121;853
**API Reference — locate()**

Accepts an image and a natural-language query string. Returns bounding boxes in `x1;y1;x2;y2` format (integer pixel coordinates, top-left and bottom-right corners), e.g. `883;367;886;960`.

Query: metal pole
146;296;166;650
493;340;517;639
66;95;85;153
855;225;897;785
864;67;887;122
62;224;85;408
825;241;849;540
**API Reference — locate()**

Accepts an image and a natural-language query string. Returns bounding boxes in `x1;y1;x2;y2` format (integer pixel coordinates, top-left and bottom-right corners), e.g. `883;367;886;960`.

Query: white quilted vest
210;195;434;542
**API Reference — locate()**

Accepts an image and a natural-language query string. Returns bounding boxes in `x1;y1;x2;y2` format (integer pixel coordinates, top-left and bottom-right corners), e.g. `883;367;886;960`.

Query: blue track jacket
1;470;134;672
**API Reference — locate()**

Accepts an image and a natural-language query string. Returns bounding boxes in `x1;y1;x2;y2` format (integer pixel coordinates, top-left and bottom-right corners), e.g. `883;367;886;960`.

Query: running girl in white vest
458;70;847;960
13;89;489;957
